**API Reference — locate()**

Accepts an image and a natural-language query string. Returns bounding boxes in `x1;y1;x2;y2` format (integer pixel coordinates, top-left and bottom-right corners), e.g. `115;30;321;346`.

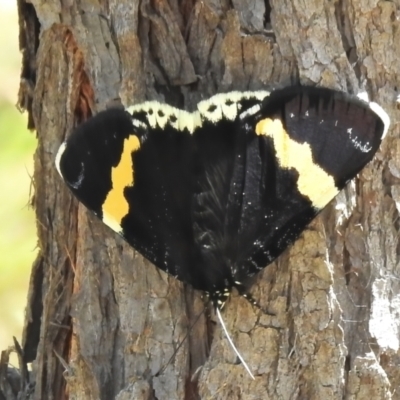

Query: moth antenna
155;307;206;377
215;307;255;380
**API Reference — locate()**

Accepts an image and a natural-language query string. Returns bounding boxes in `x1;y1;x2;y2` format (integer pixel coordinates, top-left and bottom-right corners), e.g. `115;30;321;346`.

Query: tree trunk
6;0;400;399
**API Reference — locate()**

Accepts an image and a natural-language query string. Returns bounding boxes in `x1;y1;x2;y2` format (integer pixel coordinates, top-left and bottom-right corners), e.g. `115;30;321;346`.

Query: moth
56;86;389;308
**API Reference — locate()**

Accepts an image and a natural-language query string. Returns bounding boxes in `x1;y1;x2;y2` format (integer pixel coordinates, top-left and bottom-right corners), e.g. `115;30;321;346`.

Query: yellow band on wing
102;135;140;233
256;118;338;209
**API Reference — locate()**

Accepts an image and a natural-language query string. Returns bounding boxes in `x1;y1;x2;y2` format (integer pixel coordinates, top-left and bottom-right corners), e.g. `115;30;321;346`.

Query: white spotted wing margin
126;90;270;134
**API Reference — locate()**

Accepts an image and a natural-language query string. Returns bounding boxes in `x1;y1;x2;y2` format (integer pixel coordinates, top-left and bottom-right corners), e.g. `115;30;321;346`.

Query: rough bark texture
3;0;400;399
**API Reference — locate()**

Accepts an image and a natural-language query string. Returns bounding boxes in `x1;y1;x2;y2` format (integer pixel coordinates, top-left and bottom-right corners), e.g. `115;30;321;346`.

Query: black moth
56;86;389;309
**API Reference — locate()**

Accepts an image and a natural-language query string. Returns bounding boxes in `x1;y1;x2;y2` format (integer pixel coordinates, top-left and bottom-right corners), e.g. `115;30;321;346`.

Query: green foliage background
0;2;37;357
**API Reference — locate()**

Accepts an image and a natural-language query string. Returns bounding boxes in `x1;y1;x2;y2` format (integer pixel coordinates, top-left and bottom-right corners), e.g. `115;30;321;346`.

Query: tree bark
6;0;399;399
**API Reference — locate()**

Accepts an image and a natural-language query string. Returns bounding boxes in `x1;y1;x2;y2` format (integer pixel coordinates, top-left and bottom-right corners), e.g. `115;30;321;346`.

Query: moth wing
119;122;198;285
226;87;386;283
56;108;199;286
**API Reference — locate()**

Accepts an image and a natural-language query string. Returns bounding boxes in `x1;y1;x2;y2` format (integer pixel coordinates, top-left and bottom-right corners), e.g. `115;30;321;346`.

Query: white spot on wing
368;101;390;139
347;127;373;153
239;104;261;119
55;142;67;177
356;91;390;139
132;119;147;130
